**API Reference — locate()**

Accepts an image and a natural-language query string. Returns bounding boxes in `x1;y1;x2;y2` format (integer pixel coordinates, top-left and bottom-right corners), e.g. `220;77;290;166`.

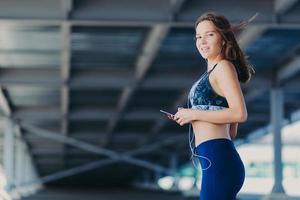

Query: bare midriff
192;120;231;146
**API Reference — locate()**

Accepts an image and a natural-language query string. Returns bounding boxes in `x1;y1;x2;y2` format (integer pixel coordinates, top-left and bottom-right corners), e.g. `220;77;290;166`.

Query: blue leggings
195;138;245;200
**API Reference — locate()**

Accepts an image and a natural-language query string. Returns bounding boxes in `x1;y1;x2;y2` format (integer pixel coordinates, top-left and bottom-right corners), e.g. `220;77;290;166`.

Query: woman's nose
200;38;207;45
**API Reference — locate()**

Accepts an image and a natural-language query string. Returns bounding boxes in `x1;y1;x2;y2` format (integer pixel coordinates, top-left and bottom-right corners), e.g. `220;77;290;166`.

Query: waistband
195;138;234;152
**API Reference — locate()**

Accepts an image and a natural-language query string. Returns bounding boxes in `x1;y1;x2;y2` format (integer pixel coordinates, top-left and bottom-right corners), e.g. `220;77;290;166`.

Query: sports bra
188;63;229;111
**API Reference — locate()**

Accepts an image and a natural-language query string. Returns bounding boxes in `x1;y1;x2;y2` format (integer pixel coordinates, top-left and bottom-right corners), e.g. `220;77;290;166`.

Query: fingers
167;115;173;120
177;119;184;126
167;114;176;121
177;121;184;126
174;116;184;126
165;110;185;126
170;114;180;123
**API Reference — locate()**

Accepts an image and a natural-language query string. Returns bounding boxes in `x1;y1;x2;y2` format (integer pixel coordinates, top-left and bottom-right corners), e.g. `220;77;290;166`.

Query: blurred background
0;0;300;199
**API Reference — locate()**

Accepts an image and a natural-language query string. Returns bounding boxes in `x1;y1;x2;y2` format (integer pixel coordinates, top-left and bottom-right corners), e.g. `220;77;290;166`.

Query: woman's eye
208;33;214;36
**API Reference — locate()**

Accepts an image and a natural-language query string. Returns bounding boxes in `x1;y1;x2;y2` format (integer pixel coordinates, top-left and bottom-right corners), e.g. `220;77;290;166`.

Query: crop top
188;63;229;111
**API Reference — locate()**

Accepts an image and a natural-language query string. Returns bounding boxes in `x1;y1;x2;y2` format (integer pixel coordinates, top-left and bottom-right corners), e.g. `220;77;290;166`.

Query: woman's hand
174;107;194;126
167;114;175;121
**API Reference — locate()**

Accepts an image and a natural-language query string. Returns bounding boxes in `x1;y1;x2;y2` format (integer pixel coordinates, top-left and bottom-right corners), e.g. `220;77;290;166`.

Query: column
270;87;285;193
3;118;15;191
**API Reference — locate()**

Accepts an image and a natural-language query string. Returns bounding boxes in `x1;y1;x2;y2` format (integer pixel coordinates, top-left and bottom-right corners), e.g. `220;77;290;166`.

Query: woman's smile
200;46;210;54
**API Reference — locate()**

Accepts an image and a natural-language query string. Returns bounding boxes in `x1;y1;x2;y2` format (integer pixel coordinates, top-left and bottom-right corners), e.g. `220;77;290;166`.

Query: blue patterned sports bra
188;63;229;111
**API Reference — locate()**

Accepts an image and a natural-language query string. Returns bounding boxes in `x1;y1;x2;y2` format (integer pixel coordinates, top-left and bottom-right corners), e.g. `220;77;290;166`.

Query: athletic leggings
195;138;245;200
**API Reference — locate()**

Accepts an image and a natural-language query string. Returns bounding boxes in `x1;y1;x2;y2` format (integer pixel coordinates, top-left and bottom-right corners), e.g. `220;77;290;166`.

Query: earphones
187;89;212;171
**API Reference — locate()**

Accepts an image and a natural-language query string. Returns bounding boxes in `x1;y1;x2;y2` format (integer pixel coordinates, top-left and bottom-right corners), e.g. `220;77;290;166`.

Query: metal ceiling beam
19;135;184;186
0;70;199;89
19;121;170;175
71;21;300;29
0;11;299;29
104;24;170;146
238;25;267;51
26;131;178;146
0;70;269;90
283;80;300;92
0;87;11;116
241;76;272;104
277;56;300;83
0;68;61;86
274;0;299;16
142;74;196;89
1;18;300;28
135;25;170;81
73;109;162;121
61;20;71;169
61;22;71;89
104;86;134;145
14;109;61;121
247;47;300;106
170;0;187;21
13;108;177;121
245;88;269;103
70;70;135;89
61;0;73;19
0;18;180;27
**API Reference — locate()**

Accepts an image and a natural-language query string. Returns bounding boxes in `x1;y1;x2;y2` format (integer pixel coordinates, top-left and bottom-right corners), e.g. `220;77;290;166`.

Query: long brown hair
195;12;256;83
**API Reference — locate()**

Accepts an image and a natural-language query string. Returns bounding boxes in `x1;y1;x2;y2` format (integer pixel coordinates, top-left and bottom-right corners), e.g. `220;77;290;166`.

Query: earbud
222;41;225;46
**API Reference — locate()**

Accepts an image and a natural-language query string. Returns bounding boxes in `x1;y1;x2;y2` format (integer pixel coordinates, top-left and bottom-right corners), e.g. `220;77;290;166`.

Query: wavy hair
195;12;256;83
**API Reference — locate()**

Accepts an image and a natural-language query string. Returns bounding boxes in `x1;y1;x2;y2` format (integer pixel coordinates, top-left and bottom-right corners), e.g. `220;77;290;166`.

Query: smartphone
160;110;174;117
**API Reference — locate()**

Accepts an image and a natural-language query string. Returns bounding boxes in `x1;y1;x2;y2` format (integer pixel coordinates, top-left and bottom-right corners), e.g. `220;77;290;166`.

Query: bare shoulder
215;60;238;80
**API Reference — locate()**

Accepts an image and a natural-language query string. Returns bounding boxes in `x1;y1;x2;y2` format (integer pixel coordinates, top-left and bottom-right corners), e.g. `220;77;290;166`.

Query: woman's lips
201;47;210;53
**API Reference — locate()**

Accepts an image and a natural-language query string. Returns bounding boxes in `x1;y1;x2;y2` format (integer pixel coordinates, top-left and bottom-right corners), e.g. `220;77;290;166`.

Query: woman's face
195;20;223;60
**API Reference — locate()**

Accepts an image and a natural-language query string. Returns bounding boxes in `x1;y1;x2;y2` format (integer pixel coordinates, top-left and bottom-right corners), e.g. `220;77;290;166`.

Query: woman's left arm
175;60;247;125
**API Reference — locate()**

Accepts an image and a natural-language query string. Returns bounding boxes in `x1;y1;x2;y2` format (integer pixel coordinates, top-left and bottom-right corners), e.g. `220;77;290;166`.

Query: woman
171;12;255;199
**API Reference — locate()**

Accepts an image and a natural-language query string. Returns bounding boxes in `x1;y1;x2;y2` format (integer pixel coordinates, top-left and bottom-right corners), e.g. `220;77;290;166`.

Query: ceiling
1;0;300;187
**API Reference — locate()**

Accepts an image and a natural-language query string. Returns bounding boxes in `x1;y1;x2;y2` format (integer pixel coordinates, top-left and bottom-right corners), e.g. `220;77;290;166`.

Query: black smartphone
159;110;174;117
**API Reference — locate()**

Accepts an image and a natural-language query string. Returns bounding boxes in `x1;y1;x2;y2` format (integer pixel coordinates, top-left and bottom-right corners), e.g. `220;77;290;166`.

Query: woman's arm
175;60;247;125
229;122;238;139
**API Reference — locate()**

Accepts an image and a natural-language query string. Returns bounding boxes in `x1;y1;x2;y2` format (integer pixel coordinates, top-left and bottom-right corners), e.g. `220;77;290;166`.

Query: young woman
170;12;255;199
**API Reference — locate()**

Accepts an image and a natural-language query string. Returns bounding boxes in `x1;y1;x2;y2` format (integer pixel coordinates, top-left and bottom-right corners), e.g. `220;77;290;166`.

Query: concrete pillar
15;138;24;187
270;88;285;193
24;151;31;194
20;143;27;190
3;118;15;191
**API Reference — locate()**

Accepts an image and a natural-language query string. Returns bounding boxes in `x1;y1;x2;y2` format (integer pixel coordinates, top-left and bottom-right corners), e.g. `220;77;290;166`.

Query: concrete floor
21;188;300;200
21;188;196;200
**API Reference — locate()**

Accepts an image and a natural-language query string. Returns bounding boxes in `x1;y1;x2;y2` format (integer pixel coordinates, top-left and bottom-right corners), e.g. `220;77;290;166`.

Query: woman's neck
207;55;224;70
